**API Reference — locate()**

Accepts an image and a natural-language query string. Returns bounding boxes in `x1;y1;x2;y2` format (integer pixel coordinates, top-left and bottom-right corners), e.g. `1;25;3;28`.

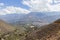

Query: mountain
18;12;46;22
25;19;60;40
0;12;60;25
0;20;16;34
25;12;60;23
42;15;60;23
0;14;26;23
0;12;47;26
11;12;60;26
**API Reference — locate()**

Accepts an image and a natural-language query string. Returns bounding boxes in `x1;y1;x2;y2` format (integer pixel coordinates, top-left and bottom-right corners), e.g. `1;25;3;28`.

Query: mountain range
0;12;60;25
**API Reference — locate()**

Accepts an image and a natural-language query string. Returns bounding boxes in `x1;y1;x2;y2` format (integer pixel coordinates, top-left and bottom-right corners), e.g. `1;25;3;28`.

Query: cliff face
25;19;60;40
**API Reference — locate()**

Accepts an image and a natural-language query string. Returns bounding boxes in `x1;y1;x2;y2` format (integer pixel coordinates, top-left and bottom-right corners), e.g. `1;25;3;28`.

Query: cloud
0;3;4;9
0;3;4;6
22;0;60;12
0;6;30;15
0;0;60;15
48;3;60;11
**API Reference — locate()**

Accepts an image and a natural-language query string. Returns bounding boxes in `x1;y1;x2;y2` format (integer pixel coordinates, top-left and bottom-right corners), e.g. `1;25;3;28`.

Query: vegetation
1;19;60;40
0;20;38;40
25;19;60;40
1;29;26;40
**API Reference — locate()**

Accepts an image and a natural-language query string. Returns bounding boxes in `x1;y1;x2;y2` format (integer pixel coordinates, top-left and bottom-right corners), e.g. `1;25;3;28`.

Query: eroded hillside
25;19;60;40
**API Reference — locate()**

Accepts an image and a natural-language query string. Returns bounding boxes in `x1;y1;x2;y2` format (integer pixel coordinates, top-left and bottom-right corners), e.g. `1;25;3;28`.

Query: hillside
0;20;27;40
25;19;60;40
0;20;16;35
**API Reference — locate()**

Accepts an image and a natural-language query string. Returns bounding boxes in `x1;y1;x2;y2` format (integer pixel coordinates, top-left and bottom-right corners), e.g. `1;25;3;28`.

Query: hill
0;20;16;35
25;19;60;40
0;20;27;40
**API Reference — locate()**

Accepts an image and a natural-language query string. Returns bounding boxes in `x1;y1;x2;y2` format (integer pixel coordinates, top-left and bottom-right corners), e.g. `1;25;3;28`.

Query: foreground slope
0;20;15;34
25;19;60;40
0;20;27;40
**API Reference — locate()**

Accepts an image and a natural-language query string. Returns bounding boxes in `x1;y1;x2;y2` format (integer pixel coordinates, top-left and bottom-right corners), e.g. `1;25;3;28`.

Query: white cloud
0;3;4;9
22;0;60;12
0;3;4;6
0;0;60;15
0;6;30;15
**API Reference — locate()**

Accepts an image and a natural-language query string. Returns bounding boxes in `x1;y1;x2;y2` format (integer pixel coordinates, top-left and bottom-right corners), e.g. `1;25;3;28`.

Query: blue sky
0;0;30;10
0;0;60;15
0;0;31;15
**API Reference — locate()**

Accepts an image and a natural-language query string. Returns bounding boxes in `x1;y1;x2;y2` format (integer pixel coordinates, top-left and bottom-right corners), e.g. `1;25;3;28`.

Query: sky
0;0;60;15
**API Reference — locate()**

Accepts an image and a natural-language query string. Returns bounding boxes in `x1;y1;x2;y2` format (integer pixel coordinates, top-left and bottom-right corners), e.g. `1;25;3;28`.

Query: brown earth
0;20;15;35
25;19;60;40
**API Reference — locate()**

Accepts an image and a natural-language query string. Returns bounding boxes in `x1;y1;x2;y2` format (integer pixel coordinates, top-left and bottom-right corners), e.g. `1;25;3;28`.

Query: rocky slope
25;19;60;40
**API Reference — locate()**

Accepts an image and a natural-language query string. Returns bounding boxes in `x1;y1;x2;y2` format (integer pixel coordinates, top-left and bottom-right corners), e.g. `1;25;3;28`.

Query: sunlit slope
0;20;15;34
0;20;26;40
